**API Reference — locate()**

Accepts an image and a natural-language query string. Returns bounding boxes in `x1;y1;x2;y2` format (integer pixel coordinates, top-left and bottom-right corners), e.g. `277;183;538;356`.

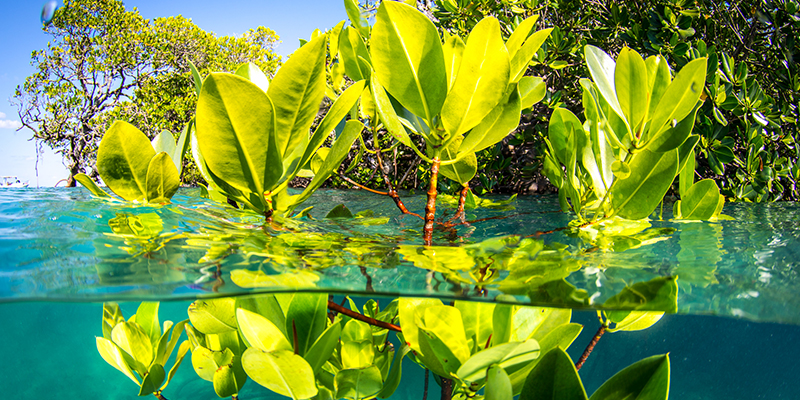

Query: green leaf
326;204;354;219
441;17;510;136
195;72;278;211
645;55;672;123
242;348;318;399
371;76;414;149
285;293;328;357
588;355;670;400
102;302;125;340
344;0;369;37
397;298;443;357
615;48;648;129
235;62;270;92
236;308;292;352
605;311;663;332
151;130;177;161
135;302;161;346
305;321;342;373
647;58;707;141
679;179;721;220
111;321;153;376
505;15;539;60
611;160;631;179
548;108;583;167
519;348;587;400
512;307;572;343
138;363;166;396
75;173;113;198
213;363;246;398
603;276;679;313
438;136;477;184
188;298;237;334
97;120;155;201
418;306;471;375
486;365;514;400
235;295;287;338
96;336;140;386
455;300;495;352
509;323;583;394
334;366;384;400
611;149;679;220
191;346;226;382
519;76;546;109
678;149;695;197
443;34;465;91
145;152;180;203
510;28;552;82
189;60;203;96
163;341;191;390
371;1;447;121
585;45;625;125
339;26;371;81
491;303;513;346
459;85;521;155
174;122;191;176
376;343;411;399
268;35;327;159
645;105;699;153
457;339;540;384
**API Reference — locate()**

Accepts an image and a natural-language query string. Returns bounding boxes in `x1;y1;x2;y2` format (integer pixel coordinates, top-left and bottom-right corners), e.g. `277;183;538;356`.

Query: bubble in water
41;1;59;26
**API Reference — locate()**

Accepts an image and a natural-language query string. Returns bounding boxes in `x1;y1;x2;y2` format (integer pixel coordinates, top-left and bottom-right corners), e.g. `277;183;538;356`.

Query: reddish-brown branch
424;158;440;246
446;186;469;224
575;325;606;370
153;391;167;400
327;300;402;332
339;174;389;195
339;173;423;220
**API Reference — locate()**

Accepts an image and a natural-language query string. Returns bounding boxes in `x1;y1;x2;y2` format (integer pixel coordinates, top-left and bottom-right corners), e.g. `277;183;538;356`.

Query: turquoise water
1;188;799;398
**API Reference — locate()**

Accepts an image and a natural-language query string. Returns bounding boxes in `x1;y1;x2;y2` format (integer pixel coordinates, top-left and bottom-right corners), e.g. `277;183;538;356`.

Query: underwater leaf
457;339;540;384
112;321;154;375
305;321;343;373
235;295;287;338
455;300;495;352
603;276;679;313
615;47;649;129
679;179;721;220
145;152;180;203
213;363;246;398
236;308;292;352
513;307;572;343
509;323;583;394
135;302;161;346
188;298;237;334
268;35;328;159
611;149;679;220
163;341;190;390
492;303;514;346
398;298;443;357
235;62;270;92
519;347;587;400
96;337;140;386
605;311;664;333
342;319;375;370
376;343;411;399
418;306;471;375
371;1;447;121
102;302;125;340
195;72;279;210
334;366;384;400
286;293;328;357
191;346;227;382
441;16;510;136
97;120;156;201
485;364;514;400
588;354;670;400
242;348;318;399
138;363;166;396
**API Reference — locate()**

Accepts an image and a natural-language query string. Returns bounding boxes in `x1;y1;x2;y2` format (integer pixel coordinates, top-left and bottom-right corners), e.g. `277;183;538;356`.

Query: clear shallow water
1;188;800;399
1;188;800;323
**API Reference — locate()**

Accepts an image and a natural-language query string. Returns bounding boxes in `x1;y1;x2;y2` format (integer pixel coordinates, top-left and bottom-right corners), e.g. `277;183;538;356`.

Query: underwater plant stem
153;391;167;400
424;158;441;245
422;369;429;400
327;300;402;332
440;377;453;400
575;324;606;370
446;185;469;224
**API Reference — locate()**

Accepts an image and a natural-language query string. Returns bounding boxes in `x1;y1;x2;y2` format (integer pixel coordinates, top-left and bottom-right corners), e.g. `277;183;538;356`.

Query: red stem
327;300;402;332
575;325;606;370
424;158;440;246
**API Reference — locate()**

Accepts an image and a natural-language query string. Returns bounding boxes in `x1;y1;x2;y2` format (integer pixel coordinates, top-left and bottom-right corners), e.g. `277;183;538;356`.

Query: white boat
2;176;29;188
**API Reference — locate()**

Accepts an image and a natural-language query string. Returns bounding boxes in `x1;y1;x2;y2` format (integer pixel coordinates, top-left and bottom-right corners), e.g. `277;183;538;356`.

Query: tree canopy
13;0;281;186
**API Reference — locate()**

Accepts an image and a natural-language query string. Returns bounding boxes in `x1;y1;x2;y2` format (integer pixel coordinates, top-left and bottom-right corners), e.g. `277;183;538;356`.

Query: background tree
13;0;280;186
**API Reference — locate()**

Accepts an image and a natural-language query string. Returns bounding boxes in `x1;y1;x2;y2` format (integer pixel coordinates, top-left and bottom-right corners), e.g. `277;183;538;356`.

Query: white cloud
0;112;22;129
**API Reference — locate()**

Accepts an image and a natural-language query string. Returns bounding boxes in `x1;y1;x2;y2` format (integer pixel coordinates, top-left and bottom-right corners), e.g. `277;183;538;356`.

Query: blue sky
0;1;348;187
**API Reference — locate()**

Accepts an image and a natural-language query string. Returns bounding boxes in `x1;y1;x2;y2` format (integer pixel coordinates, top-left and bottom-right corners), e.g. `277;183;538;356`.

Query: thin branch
327;300;402;332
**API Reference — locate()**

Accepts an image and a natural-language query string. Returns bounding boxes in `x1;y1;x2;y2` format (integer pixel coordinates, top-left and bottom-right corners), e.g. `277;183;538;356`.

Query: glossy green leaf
334;366;383;400
268;35;327;158
112;321;153;375
135;302;161;346
344;0;369;37
455;300;495;352
492;303;513;346
236;308;292;352
510;28;552;82
339;26;371;81
679;149;695;197
163;341;190;390
588;355;670;400
443;34;465;91
645;55;672;127
679;179;721;220
615;48;648;129
371;1;447;121
519;76;546;109
188;298;237;334
605;311;664;332
438;136;477;184
214;363;246;398
376;343;410;399
505;15;539;59
457;339;540;384
611;160;631;179
519;348;587;400
96;336;140;385
512;307;572;343
585;45;625;125
305;321;342;373
138;363;165;396
242;348;318;399
460;85;521;155
647;58;707;140
418;306;471;374
341;319;374;369
75;173;113;198
371;75;413;149
646;105;699;153
233;62;269;92
151;130;177;161
191;346;225;381
97;120;155;201
603;276;679;313
548;108;583;167
611;149;679;220
441;17;510;136
235;295;287;338
195;72;278;210
326;203;354;219
486;365;513;400
285;293;328;357
397;298;442;356
509;323;583;394
189;60;203;96
145;152;180;203
174;122;190;175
